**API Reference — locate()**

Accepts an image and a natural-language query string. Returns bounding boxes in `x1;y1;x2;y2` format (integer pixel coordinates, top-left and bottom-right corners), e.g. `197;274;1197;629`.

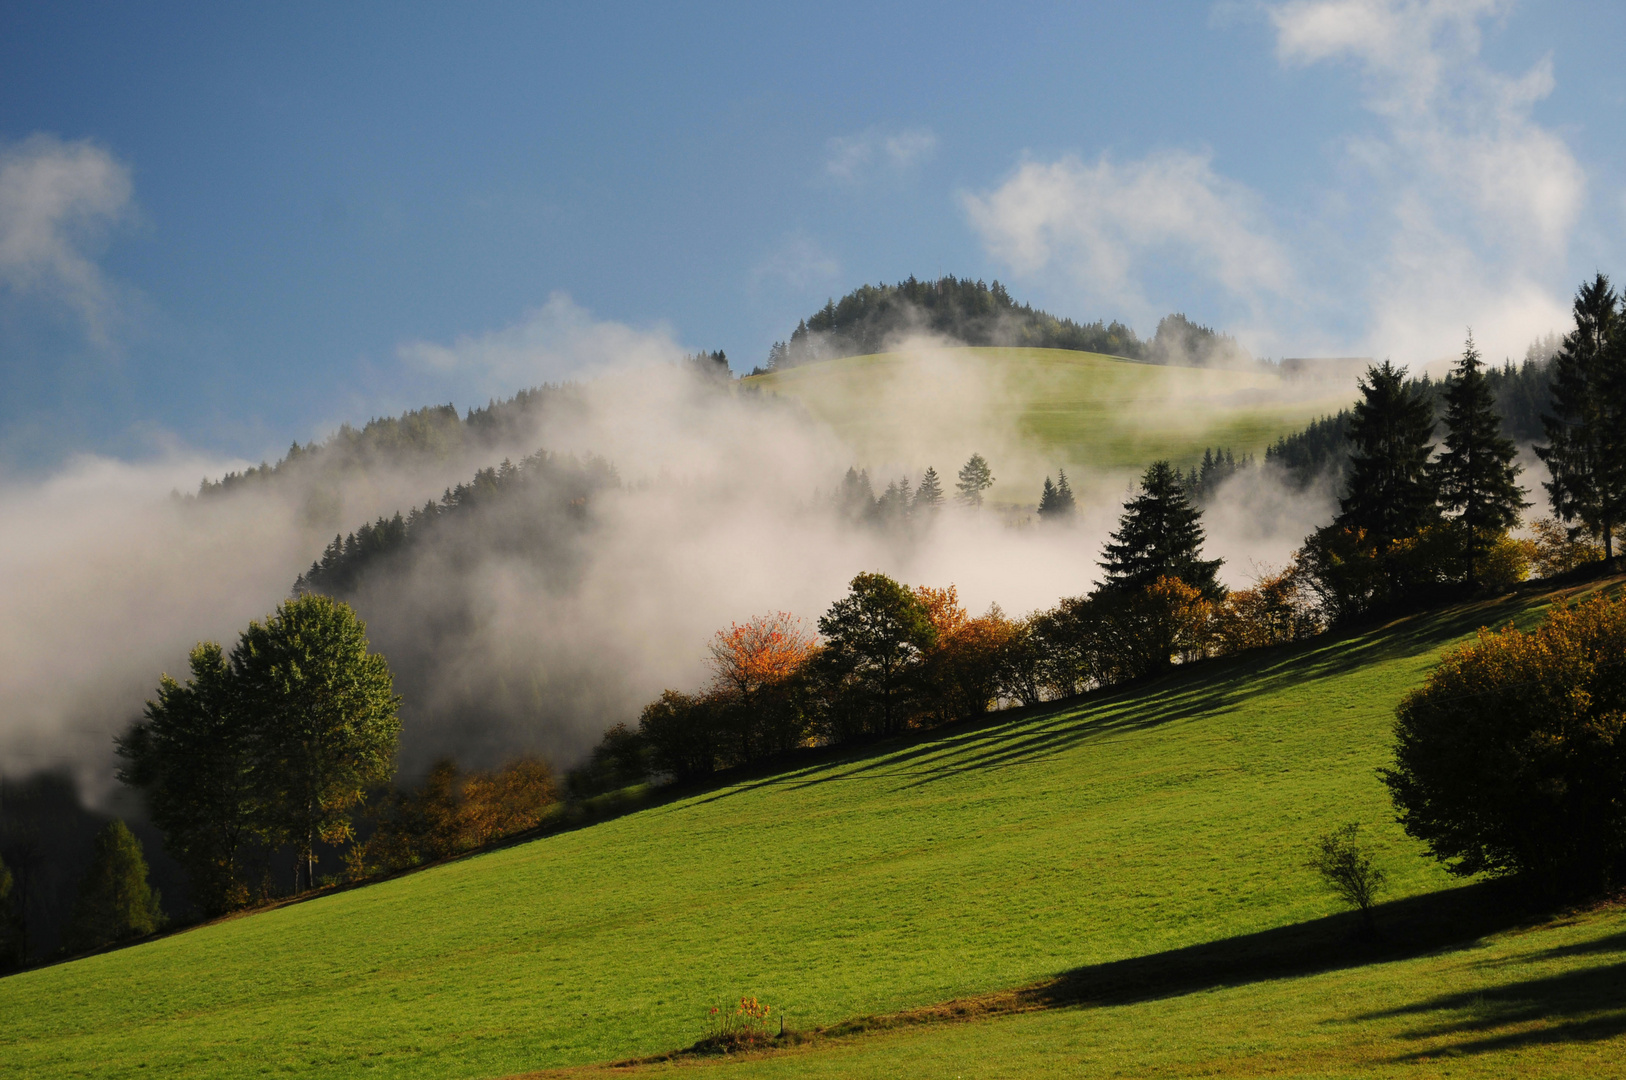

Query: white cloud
965;1;1589;366
751;230;842;292
396;293;684;395
0;134;134;341
824;127;938;183
962;149;1292;323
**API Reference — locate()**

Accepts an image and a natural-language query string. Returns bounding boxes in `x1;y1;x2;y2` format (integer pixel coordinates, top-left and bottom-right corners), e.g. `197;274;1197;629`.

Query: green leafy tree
116;642;258;916
63;821;165;954
1432;333;1528;585
0;852;21;971
817;572;937;736
1336;361;1439;550
1037;470;1077;521
914;467;944;512
955;454;994;509
1537;274;1625;559
1099;461;1222;598
234;594;401;894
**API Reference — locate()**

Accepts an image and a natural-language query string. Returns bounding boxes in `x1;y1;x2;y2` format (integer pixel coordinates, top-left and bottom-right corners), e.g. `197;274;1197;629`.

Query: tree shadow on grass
1360;952;1626;1060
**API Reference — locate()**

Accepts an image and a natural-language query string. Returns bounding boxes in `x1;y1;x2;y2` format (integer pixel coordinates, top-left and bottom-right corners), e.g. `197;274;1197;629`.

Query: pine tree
956;454;994;508
1336;361;1439;549
1433;333;1527;585
1099;461;1223;598
914;467;944;511
1037;470;1077;521
1537;274;1625;559
63;821;165;954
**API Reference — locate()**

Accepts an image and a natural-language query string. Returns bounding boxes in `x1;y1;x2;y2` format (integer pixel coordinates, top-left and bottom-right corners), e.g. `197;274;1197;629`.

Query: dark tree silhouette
1037;470;1077;521
817;572;937;736
1099;461;1223;599
1335;361;1439;550
63;821;164;954
1433;333;1527;585
1537;274;1625;559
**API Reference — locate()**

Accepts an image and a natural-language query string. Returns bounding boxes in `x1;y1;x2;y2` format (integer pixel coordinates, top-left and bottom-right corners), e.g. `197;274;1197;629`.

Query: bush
1528;517;1605;578
1384;591;1626;897
1212;566;1322;655
348;756;558;876
1306;823;1387;935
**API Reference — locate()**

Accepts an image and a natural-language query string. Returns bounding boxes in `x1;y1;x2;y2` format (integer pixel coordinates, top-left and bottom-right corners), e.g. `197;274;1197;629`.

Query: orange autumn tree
914;585;1019;721
707;613;820;761
707;613;818;705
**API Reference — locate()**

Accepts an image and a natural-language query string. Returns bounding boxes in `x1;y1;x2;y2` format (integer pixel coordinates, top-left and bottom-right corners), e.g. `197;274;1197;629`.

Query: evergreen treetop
1537;274;1625;558
914;467;944;511
1336;361;1439;549
1433;333;1527;582
1037;470;1077;520
1099;461;1223;598
956;454;994;508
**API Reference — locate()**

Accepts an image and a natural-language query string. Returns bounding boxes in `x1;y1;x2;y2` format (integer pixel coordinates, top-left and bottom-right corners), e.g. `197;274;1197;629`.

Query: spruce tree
1099;461;1223;598
1433;333;1527;584
1336;361;1439;549
1037;470;1077;521
914;467;944;511
63;821;165;954
1537;274;1625;559
956;454;994;508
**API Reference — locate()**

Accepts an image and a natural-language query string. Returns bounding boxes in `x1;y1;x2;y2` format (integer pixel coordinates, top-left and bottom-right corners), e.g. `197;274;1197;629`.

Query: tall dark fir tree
1037;469;1077;521
1099;461;1222;598
1335;361;1439;549
1537;274;1625;559
1433;333;1527;585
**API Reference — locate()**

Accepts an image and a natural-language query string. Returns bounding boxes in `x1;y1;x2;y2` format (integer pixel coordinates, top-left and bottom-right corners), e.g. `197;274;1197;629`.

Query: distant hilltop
759;276;1252;372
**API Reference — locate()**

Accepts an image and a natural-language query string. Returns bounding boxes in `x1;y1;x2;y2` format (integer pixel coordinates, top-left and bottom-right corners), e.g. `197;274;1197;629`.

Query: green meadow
741;348;1356;490
2;584;1621;1079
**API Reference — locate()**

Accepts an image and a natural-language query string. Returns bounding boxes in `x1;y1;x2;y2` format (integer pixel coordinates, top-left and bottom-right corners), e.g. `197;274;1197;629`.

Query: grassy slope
740;348;1355;476
1;586;1618;1079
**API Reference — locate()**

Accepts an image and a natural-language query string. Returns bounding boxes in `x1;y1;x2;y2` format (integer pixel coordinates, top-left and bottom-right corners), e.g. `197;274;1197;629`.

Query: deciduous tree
817;572;936;736
116;642;258;916
63;821;164;953
234;594;401;894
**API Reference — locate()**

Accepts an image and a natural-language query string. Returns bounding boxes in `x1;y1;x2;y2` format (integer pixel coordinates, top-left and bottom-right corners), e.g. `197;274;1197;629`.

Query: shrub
697;995;775;1053
1306;823;1387;935
1528;517;1605;578
1212;566;1322;655
1385;591;1626;897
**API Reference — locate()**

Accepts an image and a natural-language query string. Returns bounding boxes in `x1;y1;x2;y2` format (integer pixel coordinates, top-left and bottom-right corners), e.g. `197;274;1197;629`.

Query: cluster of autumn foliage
346;757;558;878
569;564;1327;792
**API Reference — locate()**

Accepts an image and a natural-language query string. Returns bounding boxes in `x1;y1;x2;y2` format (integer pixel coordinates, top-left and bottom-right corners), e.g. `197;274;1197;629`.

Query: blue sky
2;1;1623;468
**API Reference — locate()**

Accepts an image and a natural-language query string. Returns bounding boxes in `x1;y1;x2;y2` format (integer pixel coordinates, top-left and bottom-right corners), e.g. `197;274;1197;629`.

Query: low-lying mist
0;347;1340;803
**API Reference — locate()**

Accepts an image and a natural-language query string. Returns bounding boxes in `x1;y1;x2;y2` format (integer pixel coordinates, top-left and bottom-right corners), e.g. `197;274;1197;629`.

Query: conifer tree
1335;361;1439;549
914;467;944;511
1099;461;1223;598
956;454;994;508
1433;333;1527;584
1037;470;1077;521
63;821;165;954
1537;274;1625;559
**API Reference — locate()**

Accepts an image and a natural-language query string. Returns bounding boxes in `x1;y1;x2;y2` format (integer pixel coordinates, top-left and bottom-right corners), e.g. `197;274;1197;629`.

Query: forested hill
762;276;1255;371
193;383;580;499
763;276;1143;369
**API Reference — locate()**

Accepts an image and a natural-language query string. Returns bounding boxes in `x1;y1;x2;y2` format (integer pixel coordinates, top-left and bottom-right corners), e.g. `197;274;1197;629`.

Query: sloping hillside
1;584;1619;1079
742;348;1355;491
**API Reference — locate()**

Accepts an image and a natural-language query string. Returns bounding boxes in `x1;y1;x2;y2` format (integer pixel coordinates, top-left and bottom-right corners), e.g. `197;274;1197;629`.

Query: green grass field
741;348;1356;494
2;584;1621;1079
